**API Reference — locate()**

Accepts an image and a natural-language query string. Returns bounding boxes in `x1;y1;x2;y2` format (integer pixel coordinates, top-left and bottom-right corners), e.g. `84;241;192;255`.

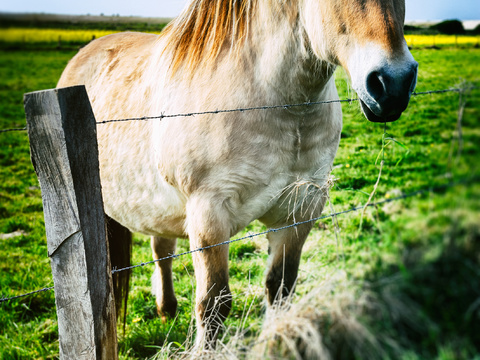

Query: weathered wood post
24;85;118;359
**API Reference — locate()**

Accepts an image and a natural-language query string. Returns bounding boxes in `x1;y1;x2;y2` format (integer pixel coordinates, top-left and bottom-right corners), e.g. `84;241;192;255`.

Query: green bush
472;24;480;35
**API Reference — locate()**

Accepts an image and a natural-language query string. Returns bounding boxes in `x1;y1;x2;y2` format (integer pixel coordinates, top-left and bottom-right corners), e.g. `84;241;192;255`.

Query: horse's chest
220;120;341;229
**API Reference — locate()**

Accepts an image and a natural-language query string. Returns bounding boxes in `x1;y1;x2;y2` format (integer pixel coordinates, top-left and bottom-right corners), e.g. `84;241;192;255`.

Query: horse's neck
245;6;336;106
147;5;335;115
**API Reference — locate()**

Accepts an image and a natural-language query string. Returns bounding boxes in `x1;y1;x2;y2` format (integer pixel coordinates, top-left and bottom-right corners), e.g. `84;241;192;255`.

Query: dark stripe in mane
163;0;255;73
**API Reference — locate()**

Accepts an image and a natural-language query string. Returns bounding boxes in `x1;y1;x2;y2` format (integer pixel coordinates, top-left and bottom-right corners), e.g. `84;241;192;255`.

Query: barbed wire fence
0;85;478;305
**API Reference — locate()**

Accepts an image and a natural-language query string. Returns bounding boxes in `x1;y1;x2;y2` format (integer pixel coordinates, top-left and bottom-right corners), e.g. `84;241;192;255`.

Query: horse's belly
98;130;188;237
102;176;187;237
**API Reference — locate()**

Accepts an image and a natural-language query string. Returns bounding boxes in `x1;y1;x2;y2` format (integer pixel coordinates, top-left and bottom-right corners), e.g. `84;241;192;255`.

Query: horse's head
302;0;418;122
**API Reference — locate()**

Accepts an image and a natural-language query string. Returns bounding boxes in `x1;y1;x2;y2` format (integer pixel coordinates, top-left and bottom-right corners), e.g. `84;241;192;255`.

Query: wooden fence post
24;86;118;359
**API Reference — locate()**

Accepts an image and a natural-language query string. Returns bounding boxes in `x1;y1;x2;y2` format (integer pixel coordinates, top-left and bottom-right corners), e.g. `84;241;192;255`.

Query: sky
0;0;479;21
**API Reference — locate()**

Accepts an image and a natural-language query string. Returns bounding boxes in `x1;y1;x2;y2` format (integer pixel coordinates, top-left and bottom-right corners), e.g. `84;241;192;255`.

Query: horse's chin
360;100;402;123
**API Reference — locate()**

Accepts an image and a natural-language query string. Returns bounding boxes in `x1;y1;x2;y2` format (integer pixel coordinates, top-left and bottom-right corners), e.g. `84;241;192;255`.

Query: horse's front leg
186;195;232;348
265;222;314;305
151;236;178;321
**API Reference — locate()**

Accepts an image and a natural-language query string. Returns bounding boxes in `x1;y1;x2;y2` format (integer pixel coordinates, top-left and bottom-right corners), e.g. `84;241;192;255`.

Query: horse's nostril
365;71;386;101
407;63;418;93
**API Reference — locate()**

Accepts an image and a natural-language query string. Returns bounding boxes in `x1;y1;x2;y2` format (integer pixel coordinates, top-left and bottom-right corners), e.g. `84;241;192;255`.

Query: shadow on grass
370;222;480;358
347;221;480;359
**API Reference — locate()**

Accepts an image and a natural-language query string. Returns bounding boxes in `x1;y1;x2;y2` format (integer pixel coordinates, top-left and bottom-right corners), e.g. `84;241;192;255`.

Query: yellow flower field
0;28;478;48
0;28;161;43
405;34;480;47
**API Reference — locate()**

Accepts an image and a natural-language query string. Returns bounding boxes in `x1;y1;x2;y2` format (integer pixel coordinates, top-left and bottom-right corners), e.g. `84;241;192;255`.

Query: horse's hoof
156;298;178;321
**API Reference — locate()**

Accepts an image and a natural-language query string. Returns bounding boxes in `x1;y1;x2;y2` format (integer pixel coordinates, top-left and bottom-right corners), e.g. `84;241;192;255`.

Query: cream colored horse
58;0;417;346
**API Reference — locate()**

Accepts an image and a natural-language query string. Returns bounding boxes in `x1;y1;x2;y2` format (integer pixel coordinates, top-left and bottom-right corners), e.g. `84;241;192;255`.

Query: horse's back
58;32;158;93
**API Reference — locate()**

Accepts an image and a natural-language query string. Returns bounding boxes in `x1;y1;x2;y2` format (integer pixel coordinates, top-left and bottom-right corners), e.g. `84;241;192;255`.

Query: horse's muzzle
361;62;418;123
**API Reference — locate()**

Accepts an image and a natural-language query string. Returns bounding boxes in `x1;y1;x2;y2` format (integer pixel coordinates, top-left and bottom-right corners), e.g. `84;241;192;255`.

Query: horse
57;0;417;347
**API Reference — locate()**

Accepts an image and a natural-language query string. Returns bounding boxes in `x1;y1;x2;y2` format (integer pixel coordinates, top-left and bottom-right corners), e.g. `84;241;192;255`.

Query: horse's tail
105;215;132;330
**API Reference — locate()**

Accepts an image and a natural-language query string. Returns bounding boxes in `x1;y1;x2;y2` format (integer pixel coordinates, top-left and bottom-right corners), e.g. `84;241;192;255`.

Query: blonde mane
162;0;257;73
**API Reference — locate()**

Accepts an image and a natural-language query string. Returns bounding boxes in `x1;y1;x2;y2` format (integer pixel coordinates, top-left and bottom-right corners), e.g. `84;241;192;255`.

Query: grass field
0;37;479;359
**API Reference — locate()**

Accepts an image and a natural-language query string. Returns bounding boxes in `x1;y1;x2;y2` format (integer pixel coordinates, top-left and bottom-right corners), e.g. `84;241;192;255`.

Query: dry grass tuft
151;269;431;360
255;271;391;360
276;174;337;224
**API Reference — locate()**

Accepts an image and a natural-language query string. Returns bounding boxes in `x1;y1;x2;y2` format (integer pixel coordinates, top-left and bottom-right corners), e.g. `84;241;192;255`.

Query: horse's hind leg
105;215;132;323
265;222;313;305
151;236;178;321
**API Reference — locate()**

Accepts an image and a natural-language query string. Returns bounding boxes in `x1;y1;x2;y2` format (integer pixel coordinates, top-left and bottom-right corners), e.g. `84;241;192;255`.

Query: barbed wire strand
111;175;477;274
97;87;473;125
0;286;54;303
0;126;27;133
1;87;475;133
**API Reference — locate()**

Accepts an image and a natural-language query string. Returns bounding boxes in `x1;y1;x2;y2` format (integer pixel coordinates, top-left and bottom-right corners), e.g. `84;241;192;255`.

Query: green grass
0;45;479;359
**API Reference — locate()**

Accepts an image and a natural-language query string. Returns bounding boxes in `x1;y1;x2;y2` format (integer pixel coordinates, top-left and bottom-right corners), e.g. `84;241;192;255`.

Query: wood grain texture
24;86;118;360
